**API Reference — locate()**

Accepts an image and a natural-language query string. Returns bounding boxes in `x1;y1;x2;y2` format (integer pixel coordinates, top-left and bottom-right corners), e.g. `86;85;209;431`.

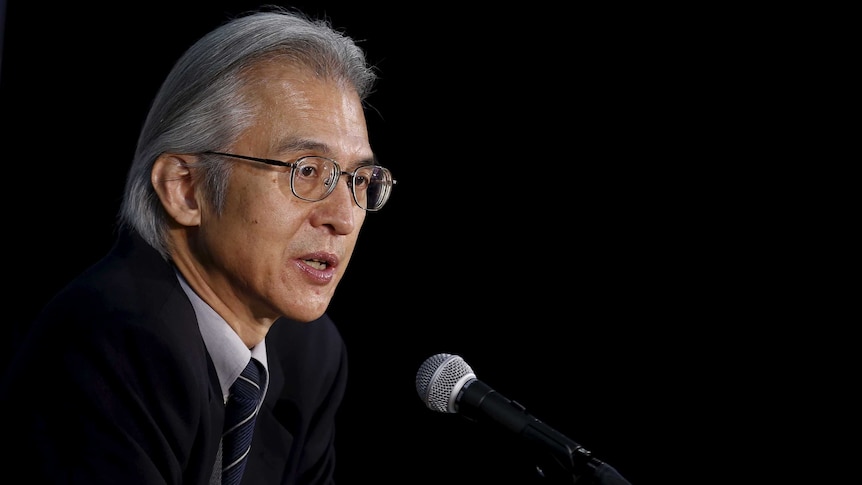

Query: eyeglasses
203;151;396;211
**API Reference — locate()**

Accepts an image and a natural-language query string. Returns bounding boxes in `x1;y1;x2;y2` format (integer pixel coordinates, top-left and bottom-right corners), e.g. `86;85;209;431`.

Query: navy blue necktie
222;359;263;485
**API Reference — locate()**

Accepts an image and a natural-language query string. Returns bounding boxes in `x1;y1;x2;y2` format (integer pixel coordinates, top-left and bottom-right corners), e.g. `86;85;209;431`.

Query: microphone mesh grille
415;353;474;413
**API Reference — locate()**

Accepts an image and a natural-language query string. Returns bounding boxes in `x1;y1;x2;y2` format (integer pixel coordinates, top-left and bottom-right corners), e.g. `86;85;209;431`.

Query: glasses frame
202;151;395;211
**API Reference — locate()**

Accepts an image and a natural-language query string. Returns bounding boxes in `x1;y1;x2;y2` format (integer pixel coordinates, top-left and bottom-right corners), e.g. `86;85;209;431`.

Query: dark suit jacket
0;229;347;484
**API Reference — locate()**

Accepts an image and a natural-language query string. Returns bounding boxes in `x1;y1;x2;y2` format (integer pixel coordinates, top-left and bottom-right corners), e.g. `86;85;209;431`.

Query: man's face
195;64;373;325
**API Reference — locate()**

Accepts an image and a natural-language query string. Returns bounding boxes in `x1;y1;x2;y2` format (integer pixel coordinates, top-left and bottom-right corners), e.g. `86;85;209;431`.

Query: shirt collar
174;268;269;402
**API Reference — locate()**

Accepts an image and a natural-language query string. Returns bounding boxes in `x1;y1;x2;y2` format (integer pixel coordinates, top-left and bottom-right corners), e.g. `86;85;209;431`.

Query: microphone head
416;353;476;414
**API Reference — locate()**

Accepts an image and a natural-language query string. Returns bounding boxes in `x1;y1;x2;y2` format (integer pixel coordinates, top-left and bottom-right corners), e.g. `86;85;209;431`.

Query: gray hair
118;6;378;260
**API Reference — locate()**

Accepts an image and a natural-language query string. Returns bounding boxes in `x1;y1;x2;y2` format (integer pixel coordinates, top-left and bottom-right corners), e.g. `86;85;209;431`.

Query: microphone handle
459;380;631;484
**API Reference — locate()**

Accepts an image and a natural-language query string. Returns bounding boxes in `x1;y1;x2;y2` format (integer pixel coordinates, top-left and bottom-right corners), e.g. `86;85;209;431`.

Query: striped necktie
222;358;263;485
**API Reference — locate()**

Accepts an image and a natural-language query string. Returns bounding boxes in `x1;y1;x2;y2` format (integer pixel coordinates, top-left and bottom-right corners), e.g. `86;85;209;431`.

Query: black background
0;2;762;483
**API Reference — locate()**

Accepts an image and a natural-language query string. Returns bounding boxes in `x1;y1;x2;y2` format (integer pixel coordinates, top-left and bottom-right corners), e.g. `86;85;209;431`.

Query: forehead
242;60;355;106
238;63;371;159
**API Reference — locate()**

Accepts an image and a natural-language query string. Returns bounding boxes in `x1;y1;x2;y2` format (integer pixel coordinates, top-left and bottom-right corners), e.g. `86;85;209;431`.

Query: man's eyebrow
277;138;328;154
278;138;378;166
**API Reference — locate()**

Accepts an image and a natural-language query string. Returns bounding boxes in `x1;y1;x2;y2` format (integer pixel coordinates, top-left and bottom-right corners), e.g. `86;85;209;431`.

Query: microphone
415;353;632;485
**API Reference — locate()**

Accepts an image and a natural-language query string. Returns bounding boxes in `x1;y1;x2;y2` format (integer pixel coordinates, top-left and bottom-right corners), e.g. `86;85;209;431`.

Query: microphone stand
519;413;633;485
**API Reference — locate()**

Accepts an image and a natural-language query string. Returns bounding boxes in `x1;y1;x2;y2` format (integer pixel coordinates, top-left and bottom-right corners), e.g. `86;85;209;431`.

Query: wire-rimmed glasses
203;151;395;211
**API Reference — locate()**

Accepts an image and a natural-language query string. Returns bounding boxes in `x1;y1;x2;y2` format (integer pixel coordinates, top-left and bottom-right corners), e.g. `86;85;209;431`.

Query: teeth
304;259;327;270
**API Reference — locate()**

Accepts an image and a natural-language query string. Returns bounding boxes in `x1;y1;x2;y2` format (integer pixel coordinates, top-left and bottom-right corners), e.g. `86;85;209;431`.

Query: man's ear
151;154;201;227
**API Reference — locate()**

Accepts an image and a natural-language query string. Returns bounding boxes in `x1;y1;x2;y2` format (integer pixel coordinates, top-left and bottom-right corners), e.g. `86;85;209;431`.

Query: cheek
228;174;281;221
230;183;306;238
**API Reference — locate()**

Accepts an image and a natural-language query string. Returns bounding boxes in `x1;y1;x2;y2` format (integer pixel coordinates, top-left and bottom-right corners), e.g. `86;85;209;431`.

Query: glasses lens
353;165;392;211
292;157;337;201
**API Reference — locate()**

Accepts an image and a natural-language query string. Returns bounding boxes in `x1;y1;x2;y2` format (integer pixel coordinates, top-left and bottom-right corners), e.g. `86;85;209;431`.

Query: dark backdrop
0;2;749;483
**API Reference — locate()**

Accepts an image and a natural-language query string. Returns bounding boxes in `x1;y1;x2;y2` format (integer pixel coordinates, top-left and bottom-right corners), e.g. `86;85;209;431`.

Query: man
0;6;394;484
